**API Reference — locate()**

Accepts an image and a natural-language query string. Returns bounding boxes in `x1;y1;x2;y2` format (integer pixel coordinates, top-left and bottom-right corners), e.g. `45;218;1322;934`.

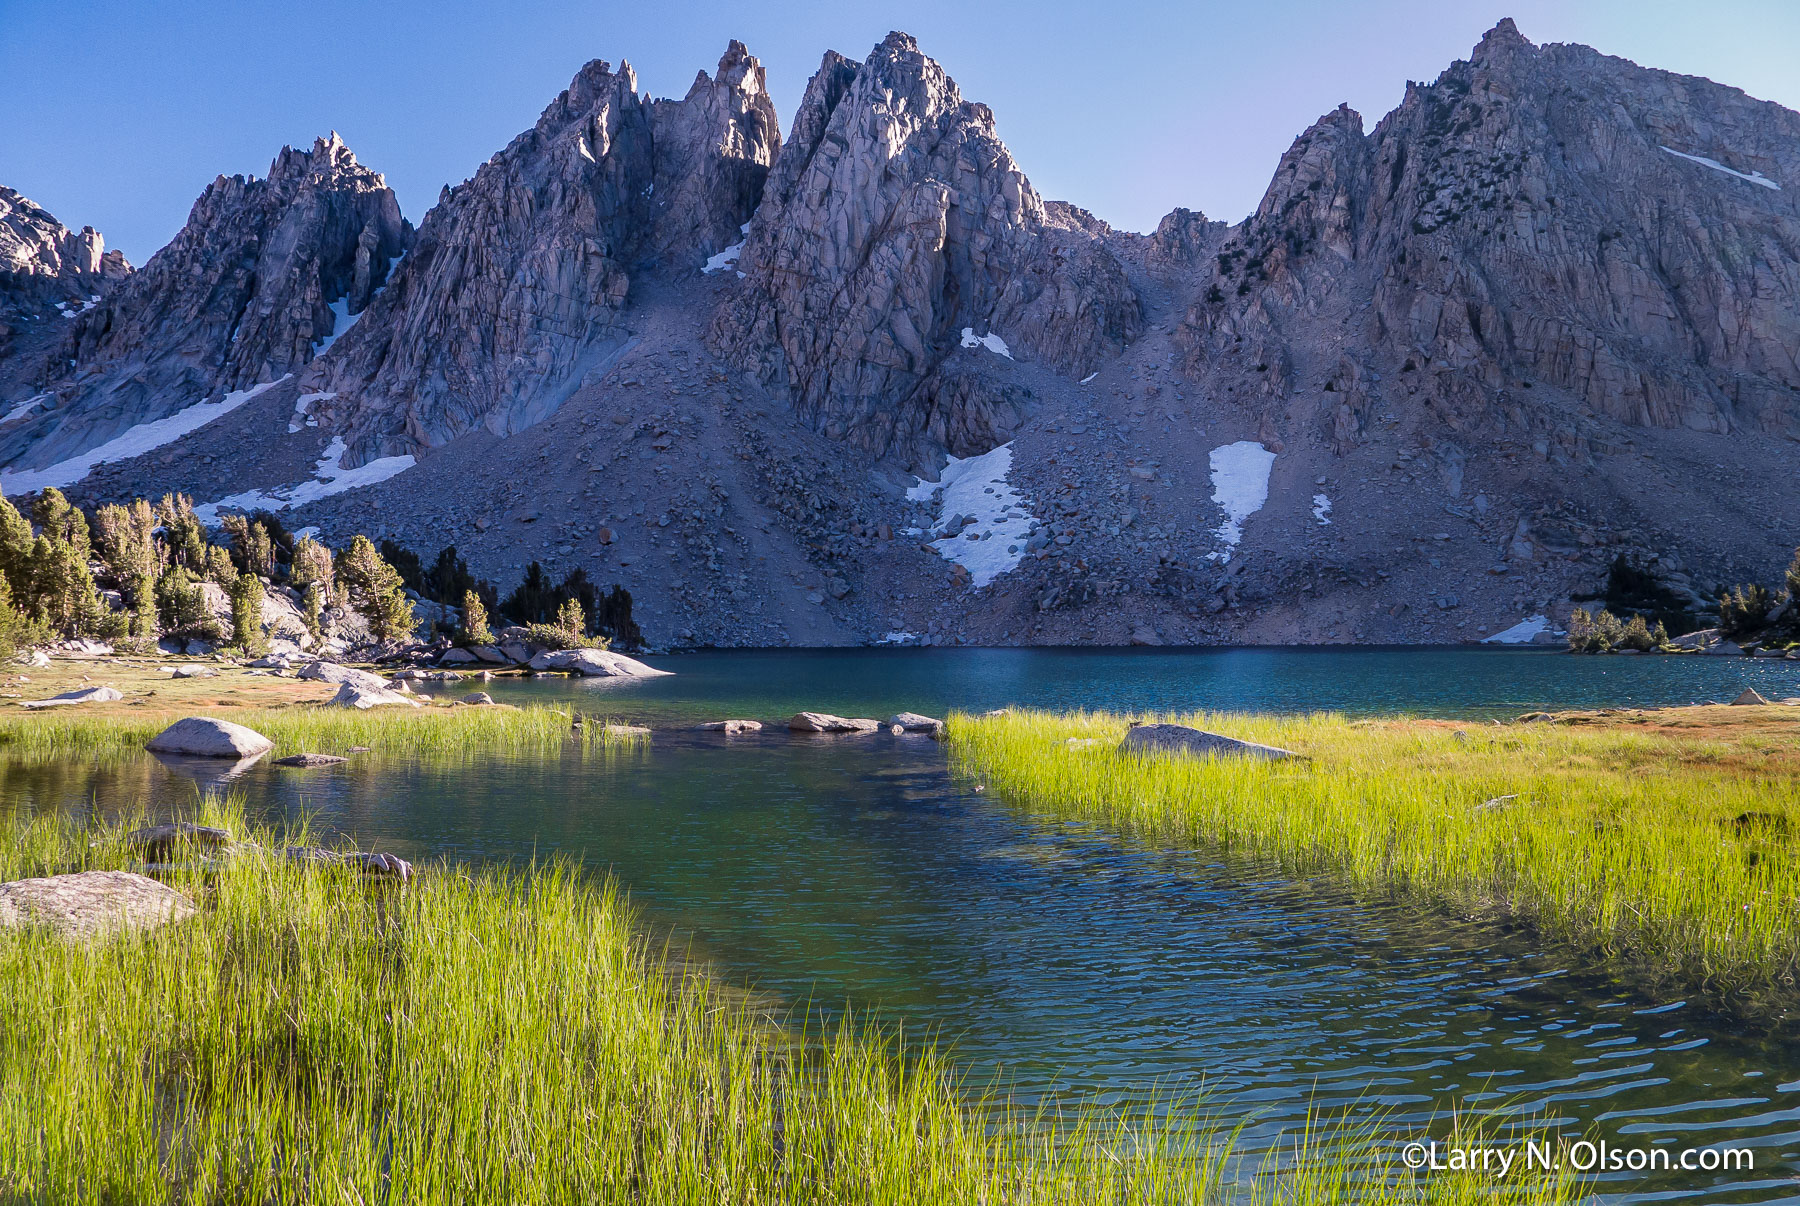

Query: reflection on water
5;648;1799;1203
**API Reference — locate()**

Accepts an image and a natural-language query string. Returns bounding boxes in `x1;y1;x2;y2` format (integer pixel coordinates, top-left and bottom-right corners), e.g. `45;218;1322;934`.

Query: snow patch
1312;494;1332;525
1;394;49;426
193;436;415;525
1483;615;1554;645
53;297;96;319
577;137;596;163
1206;441;1275;561
907;442;1035;588
0;377;289;495
960;327;1012;358
1079;372;1098;385
878;631;922;645
703;242;743;273
313;297;359;355
289;391;336;434
1660;146;1780;191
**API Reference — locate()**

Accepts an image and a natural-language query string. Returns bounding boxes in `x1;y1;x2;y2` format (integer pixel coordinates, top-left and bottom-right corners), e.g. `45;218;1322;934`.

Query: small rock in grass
326;683;423;710
146;716;274;758
0;870;196;939
460;692;497;706
21;686;123;709
1730;688;1771;706
1118;723;1299;762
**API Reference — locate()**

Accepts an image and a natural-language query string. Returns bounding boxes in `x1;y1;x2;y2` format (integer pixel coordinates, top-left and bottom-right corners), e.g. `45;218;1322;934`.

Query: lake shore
949;704;1800;1000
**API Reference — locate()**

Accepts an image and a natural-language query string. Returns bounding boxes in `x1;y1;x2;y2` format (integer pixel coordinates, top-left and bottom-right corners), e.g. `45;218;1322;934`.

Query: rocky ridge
1;135;408;473
2;22;1798;650
305;43;780;467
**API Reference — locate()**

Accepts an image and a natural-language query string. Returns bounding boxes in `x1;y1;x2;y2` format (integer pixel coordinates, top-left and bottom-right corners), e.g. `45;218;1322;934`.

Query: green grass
0;703;646;762
948;708;1800;996
0;805;1578;1204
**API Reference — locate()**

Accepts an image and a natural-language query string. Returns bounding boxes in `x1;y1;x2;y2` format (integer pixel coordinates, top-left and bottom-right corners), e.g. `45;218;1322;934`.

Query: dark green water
7;648;1799;1202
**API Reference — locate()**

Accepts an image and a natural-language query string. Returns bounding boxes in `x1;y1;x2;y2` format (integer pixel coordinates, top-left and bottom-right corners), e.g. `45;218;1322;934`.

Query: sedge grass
949;708;1800;994
0;702;646;763
0;805;1577;1204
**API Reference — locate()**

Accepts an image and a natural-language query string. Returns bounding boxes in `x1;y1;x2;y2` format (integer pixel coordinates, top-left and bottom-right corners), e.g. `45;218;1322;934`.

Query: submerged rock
281;846;414;882
274;752;350;767
146;716;274;759
0;870;196;939
124;822;233;859
1118;723;1299;762
696;719;761;734
788;712;881;733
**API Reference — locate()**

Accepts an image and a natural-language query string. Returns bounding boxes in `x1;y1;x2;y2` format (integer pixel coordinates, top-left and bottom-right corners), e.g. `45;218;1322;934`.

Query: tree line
0;488;639;659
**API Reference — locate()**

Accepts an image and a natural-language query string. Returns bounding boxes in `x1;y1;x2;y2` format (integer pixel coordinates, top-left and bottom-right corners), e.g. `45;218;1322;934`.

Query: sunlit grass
0;703;646;762
0;806;1577;1204
949;708;1800;993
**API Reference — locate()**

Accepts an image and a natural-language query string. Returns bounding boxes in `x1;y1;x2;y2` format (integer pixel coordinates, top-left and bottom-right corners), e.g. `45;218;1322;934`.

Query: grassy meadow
948;705;1800;995
0;805;1581;1205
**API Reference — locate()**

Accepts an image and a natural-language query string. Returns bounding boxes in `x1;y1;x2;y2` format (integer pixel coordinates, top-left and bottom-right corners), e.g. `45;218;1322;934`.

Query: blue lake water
6;647;1798;1202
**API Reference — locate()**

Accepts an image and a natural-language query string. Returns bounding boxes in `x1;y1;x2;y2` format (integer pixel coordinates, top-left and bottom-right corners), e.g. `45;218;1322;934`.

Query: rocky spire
1174;17;1800;451
307;43;781;466
0;136;408;473
707;32;1141;465
0;186;131;362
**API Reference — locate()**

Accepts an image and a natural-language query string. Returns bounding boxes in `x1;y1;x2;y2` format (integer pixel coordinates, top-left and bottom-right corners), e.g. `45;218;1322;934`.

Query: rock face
306;43;779;467
1174;19;1800;452
2;135;408;474
146;717;275;759
708;32;1142;466
0;870;196;939
1118;723;1299;761
0;186;130;371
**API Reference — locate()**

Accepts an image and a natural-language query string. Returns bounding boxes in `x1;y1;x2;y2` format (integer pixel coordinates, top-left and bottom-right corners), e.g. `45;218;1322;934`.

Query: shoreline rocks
697;719;761;734
525;648;673;677
326;682;422;709
21;686;123;708
788;712;881;733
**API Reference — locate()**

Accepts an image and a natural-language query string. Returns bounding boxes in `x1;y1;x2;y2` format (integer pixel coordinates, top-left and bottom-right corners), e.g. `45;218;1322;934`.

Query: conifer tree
338;535;415;642
459;589;494;646
0;489;36;599
291;537;334;603
229;571;267;655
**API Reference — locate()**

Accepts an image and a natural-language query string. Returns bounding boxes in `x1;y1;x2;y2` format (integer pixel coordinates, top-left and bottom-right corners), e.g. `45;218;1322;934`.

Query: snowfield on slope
1483;615;1555;645
0;377;290;495
960;328;1011;358
906;443;1035;588
1660;146;1781;190
194;436;415;525
1207;441;1275;561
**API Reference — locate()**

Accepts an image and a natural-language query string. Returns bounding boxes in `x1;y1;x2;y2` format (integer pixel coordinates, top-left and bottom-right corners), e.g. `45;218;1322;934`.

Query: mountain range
2;18;1795;648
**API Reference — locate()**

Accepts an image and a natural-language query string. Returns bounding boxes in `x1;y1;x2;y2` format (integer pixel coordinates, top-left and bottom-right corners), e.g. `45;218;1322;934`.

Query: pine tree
221;514;278;579
338;535;415;642
555;596;585;637
291;537;334;604
459;589;494;646
130;570;159;641
302;582;323;639
155;565;221;642
0;489;33;599
93;500;159;586
229;572;267;655
155;494;208;571
0;575;40;660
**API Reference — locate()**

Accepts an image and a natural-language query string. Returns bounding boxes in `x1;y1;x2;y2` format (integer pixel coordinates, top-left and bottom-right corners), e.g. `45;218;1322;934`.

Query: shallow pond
7;648;1799;1202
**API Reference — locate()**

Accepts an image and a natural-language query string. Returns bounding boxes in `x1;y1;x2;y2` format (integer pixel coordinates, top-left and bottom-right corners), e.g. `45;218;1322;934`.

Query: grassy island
949;705;1800;996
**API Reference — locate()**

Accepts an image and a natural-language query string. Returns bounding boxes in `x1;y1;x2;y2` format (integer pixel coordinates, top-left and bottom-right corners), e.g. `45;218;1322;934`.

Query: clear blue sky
4;0;1797;265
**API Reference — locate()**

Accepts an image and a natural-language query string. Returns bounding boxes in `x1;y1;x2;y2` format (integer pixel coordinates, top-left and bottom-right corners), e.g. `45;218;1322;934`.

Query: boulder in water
146;717;273;758
788;712;881;733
